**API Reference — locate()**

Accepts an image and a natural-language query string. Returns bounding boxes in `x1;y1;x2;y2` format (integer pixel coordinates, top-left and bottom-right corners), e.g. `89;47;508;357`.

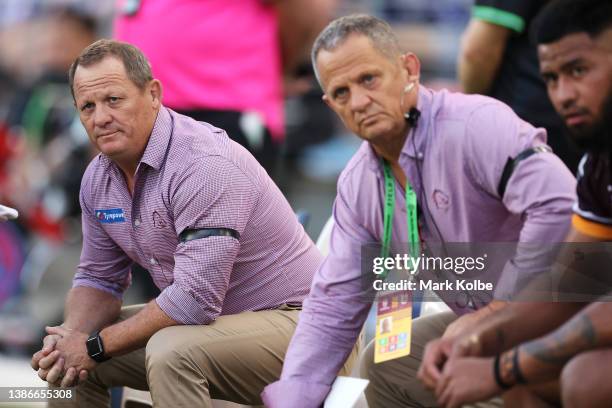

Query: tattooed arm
451;226;602;358
459;302;584;357
434;301;612;407
496;301;612;385
433;224;611;406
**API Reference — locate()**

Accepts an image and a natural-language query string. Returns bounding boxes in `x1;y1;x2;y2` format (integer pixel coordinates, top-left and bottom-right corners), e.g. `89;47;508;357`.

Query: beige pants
49;304;358;408
361;311;502;408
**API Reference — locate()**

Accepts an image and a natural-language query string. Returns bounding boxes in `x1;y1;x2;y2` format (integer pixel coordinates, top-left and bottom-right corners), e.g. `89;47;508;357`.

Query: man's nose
93;105;113;128
556;76;579;109
350;88;371;112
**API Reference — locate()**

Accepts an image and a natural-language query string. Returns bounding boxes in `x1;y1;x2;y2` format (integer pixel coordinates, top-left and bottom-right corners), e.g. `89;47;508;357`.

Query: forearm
512;301;612;383
476;302;584;355
63;286;122;333
458;20;507;94
100;299;177;357
458;55;497;94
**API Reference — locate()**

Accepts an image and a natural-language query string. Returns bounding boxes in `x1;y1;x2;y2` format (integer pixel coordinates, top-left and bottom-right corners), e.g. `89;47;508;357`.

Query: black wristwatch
86;330;111;363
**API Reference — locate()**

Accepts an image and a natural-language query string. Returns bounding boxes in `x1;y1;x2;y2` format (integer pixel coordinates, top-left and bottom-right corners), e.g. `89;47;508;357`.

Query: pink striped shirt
73;107;320;324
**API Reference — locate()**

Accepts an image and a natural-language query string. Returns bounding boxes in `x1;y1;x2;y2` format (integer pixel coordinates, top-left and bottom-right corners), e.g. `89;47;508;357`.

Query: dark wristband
513;347;528;384
493;354;512;390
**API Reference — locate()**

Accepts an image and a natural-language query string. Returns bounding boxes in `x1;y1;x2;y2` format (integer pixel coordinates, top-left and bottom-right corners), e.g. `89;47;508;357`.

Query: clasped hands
417;315;502;408
30;326;96;388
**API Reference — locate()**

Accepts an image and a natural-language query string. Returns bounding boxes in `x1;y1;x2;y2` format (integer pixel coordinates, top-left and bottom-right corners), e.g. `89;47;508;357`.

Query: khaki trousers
361;311;502;408
49;304;358;408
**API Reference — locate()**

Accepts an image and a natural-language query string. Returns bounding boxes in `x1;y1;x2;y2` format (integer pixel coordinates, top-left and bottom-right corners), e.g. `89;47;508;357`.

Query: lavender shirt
73;107;321;324
262;87;576;407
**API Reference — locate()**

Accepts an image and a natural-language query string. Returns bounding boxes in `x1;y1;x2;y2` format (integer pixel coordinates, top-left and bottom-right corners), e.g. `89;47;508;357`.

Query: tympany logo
95;208;126;223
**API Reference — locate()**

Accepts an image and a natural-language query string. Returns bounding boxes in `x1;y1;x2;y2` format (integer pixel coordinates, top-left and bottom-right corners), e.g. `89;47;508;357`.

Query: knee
145;326;221;378
561;353;595;408
145;327;191;372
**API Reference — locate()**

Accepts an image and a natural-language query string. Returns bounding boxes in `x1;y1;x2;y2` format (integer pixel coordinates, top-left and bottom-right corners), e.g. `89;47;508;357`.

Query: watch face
86;336;99;355
86;333;105;361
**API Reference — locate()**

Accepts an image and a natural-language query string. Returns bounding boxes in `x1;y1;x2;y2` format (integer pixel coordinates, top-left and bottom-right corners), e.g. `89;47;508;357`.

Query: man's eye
109;96;119;103
362;74;375;85
571;66;587;78
333;88;348;100
81;103;94;111
542;74;557;86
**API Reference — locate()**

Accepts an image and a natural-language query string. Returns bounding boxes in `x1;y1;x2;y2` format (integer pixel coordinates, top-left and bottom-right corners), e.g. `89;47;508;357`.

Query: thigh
146;308;300;405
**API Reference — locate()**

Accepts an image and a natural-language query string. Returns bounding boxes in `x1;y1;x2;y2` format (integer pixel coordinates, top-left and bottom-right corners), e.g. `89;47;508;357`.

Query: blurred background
0;0;470;404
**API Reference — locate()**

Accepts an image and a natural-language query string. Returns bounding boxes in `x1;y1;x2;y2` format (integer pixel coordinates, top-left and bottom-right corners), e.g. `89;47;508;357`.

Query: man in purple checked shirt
27;39;353;408
262;14;576;408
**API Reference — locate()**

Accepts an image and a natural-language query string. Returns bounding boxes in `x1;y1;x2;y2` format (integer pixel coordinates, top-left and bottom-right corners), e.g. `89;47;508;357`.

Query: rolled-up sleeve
262;176;375;407
73;166;133;299
155;155;254;325
465;103;577;297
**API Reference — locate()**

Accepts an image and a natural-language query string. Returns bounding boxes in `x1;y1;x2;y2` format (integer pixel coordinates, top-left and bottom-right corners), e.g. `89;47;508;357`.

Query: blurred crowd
0;3;109;352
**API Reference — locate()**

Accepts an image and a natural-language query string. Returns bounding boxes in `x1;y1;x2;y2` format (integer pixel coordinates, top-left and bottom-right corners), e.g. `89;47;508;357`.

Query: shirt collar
402;85;432;160
139;106;173;171
366;85;434;172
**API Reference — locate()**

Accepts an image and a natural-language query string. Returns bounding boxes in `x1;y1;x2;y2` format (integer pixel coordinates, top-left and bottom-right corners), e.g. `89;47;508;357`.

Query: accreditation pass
374;291;412;363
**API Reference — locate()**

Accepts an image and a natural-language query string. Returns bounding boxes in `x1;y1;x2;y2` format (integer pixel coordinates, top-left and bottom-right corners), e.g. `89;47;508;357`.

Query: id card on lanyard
374;159;420;363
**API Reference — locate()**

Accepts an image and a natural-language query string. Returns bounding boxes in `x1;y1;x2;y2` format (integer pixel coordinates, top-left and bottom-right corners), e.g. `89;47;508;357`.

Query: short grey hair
69;39;153;100
311;14;402;87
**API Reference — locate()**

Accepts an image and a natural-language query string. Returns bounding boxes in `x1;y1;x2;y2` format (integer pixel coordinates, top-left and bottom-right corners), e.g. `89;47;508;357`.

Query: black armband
498;145;552;198
179;228;240;243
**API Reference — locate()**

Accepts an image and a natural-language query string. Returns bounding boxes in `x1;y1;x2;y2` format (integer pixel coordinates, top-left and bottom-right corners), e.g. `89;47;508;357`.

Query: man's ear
401;52;421;83
149;79;163;108
322;93;332;108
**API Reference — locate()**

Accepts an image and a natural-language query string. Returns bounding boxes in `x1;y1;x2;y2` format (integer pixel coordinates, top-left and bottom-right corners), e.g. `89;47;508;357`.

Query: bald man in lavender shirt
262;15;576;408
27;39;342;408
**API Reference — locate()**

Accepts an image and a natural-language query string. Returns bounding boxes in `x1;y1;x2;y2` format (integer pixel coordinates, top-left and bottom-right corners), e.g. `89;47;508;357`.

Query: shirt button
149;258;157;265
134;219;141;227
417;152;424;159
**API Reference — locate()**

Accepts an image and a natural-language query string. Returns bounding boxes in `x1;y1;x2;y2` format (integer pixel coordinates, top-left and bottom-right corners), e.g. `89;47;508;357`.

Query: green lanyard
381;159;421;278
